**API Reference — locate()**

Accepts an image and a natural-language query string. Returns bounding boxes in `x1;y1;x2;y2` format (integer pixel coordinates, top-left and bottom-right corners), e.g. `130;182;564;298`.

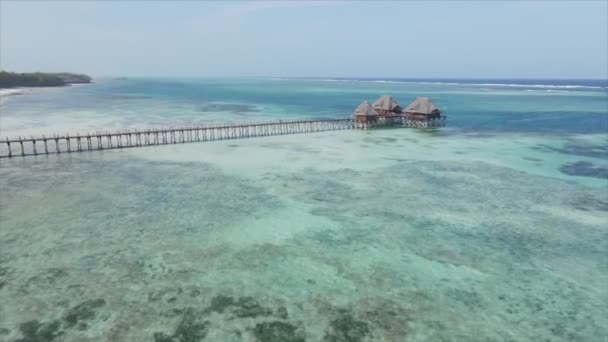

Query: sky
0;0;607;79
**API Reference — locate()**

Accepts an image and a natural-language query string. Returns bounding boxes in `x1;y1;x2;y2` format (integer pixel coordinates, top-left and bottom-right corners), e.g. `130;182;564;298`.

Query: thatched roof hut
354;101;378;116
372;95;401;115
353;100;378;122
404;97;441;116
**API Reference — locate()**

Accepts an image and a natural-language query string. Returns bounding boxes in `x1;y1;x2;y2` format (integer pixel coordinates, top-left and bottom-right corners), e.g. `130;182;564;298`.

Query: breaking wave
263;77;607;90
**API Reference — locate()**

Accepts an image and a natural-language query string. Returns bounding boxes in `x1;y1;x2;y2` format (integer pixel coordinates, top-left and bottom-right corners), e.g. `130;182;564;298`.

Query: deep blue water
3;78;607;135
95;77;608;134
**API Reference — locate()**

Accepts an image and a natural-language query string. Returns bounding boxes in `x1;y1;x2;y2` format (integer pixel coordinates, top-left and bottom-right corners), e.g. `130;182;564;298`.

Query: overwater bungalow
352;96;444;128
403;97;441;119
372;95;402;115
353;101;379;123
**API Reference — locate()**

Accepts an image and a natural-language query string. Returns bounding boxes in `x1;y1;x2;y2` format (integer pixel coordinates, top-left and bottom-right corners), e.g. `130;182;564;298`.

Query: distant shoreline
0;71;93;90
0;83;92;102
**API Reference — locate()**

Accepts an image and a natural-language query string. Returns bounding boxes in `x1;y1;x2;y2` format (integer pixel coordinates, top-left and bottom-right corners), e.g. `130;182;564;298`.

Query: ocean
0;78;607;341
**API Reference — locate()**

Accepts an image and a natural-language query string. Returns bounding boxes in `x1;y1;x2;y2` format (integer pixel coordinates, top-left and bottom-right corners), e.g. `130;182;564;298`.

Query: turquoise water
0;78;607;341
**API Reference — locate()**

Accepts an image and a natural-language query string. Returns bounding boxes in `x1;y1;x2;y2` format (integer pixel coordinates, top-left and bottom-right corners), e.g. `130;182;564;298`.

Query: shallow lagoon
0;79;607;341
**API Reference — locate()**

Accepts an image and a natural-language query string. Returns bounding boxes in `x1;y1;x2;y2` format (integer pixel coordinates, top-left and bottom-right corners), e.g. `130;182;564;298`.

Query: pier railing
0;118;355;158
0;116;444;158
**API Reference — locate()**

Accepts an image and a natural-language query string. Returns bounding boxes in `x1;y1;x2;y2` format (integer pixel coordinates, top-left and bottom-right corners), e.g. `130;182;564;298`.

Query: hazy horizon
1;0;607;79
3;74;606;81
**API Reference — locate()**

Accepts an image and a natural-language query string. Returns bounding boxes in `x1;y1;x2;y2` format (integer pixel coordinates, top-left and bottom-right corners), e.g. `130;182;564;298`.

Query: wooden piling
19;137;24;156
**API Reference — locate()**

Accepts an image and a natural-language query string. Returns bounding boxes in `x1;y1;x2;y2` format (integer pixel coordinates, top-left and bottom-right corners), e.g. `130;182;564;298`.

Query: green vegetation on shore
0;71;92;89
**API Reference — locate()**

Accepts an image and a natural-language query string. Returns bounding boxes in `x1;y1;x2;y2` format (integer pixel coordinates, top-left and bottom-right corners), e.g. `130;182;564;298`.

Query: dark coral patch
323;312;370;342
15;320;63;342
559;161;608;179
206;295;235;314
153;308;208;342
536;143;608;159
63;298;106;328
566;195;608;212
446;288;484;309
0;266;15;289
0;266;13;277
26;268;68;287
206;295;274;318
253;321;304;342
233;296;273;318
276;306;289;319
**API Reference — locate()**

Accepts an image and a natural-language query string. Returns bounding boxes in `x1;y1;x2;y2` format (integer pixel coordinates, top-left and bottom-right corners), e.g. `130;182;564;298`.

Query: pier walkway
0;117;443;158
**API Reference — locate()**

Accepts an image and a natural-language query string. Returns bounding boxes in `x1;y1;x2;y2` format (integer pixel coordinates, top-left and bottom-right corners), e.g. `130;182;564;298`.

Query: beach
0;88;27;97
0;82;94;98
0;87;62;104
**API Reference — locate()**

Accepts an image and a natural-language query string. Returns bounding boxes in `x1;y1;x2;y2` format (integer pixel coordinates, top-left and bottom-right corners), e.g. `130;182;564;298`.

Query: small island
0;71;92;89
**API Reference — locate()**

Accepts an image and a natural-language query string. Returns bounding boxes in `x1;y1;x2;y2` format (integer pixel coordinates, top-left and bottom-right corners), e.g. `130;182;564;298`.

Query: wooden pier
358;116;445;129
0;117;444;158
